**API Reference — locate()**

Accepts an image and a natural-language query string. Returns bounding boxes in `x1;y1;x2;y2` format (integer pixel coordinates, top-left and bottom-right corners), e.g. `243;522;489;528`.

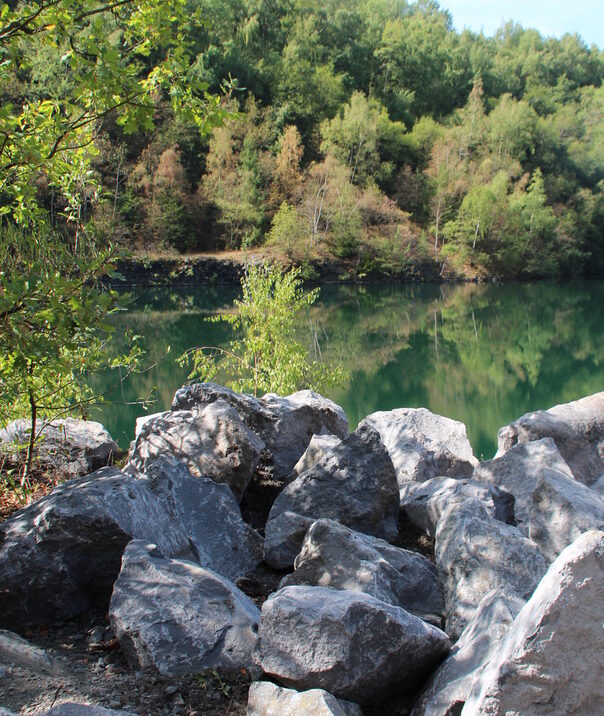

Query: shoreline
108;253;601;288
110;253;475;287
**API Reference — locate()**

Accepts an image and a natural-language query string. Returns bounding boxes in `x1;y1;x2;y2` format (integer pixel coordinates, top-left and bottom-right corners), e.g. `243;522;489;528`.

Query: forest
1;0;604;280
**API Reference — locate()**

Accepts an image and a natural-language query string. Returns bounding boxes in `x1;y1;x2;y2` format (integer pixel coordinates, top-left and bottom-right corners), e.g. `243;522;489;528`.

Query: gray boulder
591;474;604;499
0;630;59;675
464;530;604;715
359;408;477;494
496;391;604;485
403;477;514;537
264;425;399;568
0;468;192;628
127;399;265;501
435;500;547;638
43;706;137;716
279;519;444;623
0;418;117;478
287;432;342;482
247;682;362;716
411;590;524;716
171;383;349;479
259;585;450;704
474;438;604;563
109;541;260;676
140;455;262;580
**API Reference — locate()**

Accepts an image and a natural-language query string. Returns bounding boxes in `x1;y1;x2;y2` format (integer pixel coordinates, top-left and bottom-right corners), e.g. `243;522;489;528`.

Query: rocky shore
1;388;603;715
107;254;443;287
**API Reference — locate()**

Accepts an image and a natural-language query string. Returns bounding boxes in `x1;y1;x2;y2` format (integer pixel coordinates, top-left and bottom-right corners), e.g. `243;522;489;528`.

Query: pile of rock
0;386;602;715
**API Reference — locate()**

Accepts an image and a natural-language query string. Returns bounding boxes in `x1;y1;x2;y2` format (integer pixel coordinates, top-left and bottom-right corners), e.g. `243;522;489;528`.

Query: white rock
411;590;524;716
0;418;117;478
496;391;604;485
403;476;514;537
359;408;477;494
287;432;341;482
279;519;444;623
171;383;349;479
247;681;362;716
127;399;265;501
464;530;604;715
474;438;604;563
435;500;547;638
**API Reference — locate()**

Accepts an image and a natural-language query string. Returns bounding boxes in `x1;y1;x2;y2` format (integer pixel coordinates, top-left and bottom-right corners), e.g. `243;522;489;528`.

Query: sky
441;0;603;48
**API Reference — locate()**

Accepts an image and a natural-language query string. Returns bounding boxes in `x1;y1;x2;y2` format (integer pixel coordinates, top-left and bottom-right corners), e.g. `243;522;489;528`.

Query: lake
93;278;604;460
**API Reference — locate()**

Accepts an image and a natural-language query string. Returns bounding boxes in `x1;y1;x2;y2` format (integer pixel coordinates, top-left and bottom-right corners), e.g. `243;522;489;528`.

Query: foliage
179;265;345;396
0;0;226;482
0;0;226;226
3;0;604;276
0;224;142;478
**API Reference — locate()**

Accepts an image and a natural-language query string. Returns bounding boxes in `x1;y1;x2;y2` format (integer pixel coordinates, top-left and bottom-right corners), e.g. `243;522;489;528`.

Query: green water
93;279;604;461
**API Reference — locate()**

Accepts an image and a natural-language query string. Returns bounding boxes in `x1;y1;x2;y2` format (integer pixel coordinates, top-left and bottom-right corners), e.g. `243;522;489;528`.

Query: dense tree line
3;0;603;278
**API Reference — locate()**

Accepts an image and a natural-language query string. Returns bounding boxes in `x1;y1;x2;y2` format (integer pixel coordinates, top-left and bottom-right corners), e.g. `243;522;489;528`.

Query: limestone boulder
287;432;341;483
402;477;514;537
259;585;450;705
171;383;349;479
0;418;117;478
43;706;137;716
591;474;604;499
496;391;604;485
0;468;192;628
0;630;59;675
109;541;260;676
279;519;444;623
140;455;262;580
264;425;399;568
127;399;264;501
474;438;604;562
359;408;477;494
247;682;362;716
464;530;604;715
435;500;547;638
411;590;524;716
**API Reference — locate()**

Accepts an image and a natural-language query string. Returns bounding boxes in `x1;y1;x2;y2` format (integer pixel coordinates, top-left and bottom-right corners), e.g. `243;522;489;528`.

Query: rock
109;541;260;676
0;467;192;628
411;590;524;716
592;474;604;499
435;500;547;638
496;391;604;485
264;425;399;568
0;418;117;478
263;512;315;571
127;399;265;502
43;705;137;716
141;455;262;580
279;519;444;623
402;477;514;537
287;432;342;482
464;530;604;715
359;408;477;494
171;383;349;479
0;630;59;674
474;438;604;563
247;681;362;716
259;585;450;705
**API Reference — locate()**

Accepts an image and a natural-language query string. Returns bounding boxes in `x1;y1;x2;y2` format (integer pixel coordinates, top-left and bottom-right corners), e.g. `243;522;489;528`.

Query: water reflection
93;279;604;460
